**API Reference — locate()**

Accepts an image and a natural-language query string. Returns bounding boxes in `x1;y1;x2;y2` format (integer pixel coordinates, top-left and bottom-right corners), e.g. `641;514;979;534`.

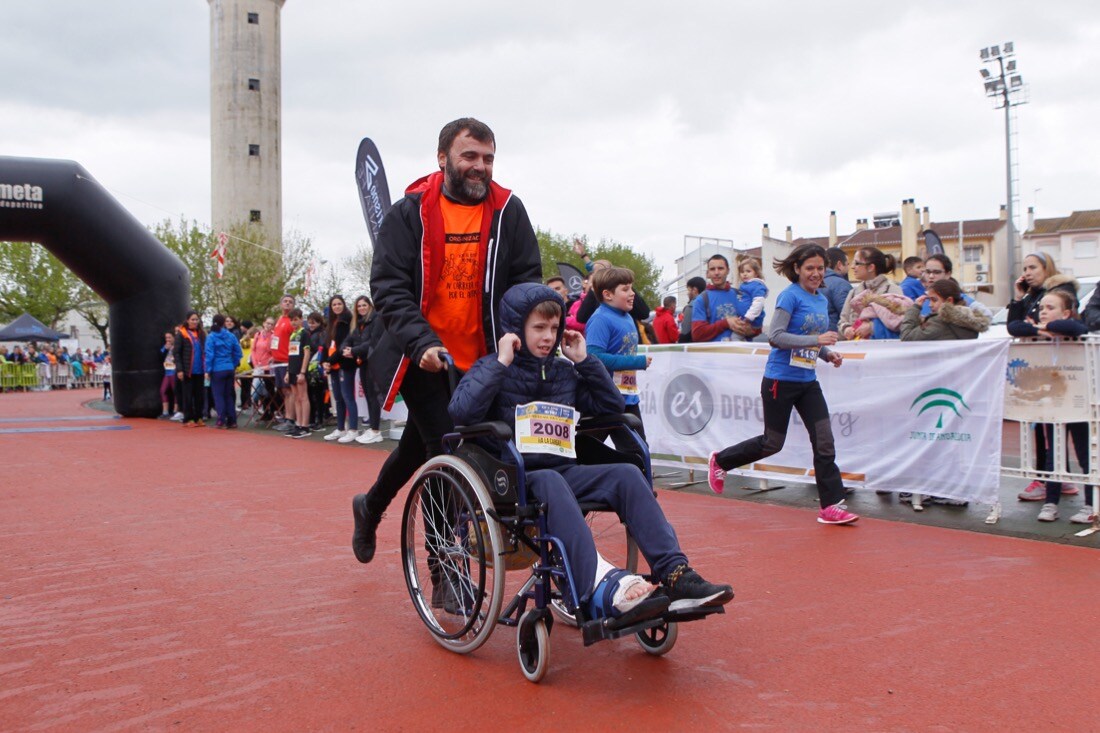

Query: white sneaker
1069;507;1098;524
338;430;359;444
356;429;384;444
170;412;184;422
324;429;345;442
1037;503;1059;522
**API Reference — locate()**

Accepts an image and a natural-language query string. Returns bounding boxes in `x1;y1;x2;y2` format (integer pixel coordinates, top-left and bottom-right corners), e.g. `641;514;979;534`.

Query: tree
535;229;660;307
150;218;329;325
152;218;219;318
341;242;374;300
0;241;81;327
71;283;110;349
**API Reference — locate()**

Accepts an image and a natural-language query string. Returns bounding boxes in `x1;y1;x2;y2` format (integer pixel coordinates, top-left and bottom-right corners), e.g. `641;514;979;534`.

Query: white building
1023;208;1100;279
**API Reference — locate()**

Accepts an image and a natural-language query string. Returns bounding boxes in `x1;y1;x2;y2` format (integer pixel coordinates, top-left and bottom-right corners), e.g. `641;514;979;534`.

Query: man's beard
444;157;490;203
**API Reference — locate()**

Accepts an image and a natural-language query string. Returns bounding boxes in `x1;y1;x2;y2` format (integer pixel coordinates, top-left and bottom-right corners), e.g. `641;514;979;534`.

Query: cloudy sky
3;1;1098;282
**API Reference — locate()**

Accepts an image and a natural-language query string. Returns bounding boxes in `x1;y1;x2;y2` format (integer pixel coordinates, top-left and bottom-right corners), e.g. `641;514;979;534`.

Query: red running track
1;390;1098;731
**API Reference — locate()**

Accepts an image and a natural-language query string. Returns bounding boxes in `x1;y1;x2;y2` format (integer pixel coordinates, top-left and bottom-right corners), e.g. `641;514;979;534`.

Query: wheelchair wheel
636;620;678;656
548;512;639;628
517;609;550;683
401;454;505;655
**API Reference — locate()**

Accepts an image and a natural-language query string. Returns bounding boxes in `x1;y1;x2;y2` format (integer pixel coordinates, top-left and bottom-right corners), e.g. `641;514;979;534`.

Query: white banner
1004;340;1088;423
637;340;1009;504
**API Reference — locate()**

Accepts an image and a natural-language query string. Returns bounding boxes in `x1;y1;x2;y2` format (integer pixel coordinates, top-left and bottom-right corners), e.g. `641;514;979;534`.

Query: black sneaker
290;426;311;439
430;565;475;615
662;564;734;612
351;494;382;564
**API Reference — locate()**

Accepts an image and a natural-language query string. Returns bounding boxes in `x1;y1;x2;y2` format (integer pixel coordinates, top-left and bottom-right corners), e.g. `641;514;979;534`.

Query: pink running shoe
1017;480;1046;501
707;452;726;494
1061;483;1080;496
817;503;859;525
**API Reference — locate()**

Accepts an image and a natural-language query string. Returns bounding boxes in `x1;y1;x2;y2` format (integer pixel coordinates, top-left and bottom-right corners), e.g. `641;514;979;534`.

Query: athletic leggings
714;377;845;509
1043;422;1095;505
159;374;176;412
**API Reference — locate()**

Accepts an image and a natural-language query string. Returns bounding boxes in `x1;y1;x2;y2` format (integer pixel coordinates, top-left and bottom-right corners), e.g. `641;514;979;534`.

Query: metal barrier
996;335;1100;536
0;362;103;391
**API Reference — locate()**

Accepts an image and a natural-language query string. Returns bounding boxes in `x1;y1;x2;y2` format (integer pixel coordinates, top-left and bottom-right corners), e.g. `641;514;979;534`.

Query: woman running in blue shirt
707;244;858;525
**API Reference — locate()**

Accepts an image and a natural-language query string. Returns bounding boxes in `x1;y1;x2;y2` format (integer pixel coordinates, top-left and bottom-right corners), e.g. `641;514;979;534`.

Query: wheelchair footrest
662;605;726;623
580;615;664;647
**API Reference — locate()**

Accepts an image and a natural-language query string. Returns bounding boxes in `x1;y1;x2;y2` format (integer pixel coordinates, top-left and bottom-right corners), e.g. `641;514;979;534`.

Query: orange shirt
428;197;486;371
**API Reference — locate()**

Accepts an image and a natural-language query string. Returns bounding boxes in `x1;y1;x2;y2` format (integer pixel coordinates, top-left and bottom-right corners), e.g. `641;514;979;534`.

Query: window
963;245;982;263
248;78;260;91
1073;238;1098;259
1037;239;1060;259
247;12;259;24
250;209;261;222
249;144;260;156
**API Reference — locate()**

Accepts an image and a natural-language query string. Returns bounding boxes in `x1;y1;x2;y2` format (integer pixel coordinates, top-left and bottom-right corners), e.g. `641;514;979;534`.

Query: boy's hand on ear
497;333;520;366
560;330;587;363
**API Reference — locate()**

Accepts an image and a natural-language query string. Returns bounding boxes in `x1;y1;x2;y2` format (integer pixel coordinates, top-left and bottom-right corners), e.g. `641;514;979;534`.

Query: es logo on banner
662;371;713;435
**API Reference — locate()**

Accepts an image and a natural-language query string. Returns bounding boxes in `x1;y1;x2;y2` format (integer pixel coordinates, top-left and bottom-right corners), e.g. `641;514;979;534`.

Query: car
980;275;1098;339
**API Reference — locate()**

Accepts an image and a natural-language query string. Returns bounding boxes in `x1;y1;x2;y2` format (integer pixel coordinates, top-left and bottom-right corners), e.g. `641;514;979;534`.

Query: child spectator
449;282;734;619
1008;290;1094;524
305;312;328;432
900;279;989;341
284;308;312;439
159;331;178;420
100;356;112;401
653;296;679;343
585;266;652;439
678;276;707;344
899;256;927;300
733;254;769;340
205;313;244;429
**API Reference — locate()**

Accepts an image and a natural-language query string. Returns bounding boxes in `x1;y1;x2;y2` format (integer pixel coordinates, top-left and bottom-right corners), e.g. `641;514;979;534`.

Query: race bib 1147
514;401;578;458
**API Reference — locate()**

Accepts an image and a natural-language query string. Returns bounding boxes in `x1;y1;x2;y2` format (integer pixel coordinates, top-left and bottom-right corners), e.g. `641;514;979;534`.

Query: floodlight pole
980;43;1026;286
998;54;1017;281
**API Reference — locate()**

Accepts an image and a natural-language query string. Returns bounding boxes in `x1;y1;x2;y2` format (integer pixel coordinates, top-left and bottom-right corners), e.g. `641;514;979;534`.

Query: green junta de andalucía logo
910;388;970;429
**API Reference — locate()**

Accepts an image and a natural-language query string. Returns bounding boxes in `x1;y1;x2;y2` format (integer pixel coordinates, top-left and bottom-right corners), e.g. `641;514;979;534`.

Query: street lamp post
979;42;1028;285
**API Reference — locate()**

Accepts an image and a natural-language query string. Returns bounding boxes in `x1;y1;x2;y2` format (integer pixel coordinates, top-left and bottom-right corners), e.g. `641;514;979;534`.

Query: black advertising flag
924;229;945;257
557;262;586;299
354;138;393;249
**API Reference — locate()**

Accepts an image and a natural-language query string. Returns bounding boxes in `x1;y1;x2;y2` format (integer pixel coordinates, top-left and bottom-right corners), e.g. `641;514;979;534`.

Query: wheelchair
399;412;724;682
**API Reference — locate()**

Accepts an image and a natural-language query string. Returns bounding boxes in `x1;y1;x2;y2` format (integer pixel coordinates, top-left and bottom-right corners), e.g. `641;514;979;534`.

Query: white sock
593;552;615;593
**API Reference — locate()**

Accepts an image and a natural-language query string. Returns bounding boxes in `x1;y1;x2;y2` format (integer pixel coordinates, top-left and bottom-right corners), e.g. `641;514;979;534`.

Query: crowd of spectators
541;243;1098;526
0;341;111;393
159;294;386;446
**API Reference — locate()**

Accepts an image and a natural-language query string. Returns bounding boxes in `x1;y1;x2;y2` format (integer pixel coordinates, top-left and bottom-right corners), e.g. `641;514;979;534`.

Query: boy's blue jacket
204;329;243;373
449;283;625;470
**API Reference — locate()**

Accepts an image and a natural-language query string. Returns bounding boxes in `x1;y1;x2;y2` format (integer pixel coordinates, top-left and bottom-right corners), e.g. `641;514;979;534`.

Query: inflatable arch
0;156;190;417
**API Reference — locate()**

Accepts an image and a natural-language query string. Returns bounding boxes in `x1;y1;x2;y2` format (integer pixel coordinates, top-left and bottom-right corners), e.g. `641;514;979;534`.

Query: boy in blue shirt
900;256;927;300
584;266;651;438
450;283;734;622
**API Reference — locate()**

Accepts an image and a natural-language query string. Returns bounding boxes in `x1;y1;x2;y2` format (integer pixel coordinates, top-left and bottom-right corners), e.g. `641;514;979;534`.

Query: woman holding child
839;246;908;340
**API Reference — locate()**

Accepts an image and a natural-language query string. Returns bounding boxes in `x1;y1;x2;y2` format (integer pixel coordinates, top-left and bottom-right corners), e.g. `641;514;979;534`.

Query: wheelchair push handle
439;351;460;395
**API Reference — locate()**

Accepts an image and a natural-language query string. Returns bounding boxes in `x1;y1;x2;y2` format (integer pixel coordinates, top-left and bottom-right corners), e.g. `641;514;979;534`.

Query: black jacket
449;283;624;470
342;312;376;364
369;171;541;407
1007;273;1077;325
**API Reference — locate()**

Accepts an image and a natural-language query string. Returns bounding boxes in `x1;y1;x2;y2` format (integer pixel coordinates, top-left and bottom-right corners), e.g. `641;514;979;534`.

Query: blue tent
0;313;66;342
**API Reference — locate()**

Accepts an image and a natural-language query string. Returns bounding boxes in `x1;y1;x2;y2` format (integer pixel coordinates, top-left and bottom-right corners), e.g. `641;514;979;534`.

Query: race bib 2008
514;401;578;458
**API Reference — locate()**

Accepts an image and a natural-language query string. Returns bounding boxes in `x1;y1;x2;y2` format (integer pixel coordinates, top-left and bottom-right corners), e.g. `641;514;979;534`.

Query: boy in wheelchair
449;282;734;623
